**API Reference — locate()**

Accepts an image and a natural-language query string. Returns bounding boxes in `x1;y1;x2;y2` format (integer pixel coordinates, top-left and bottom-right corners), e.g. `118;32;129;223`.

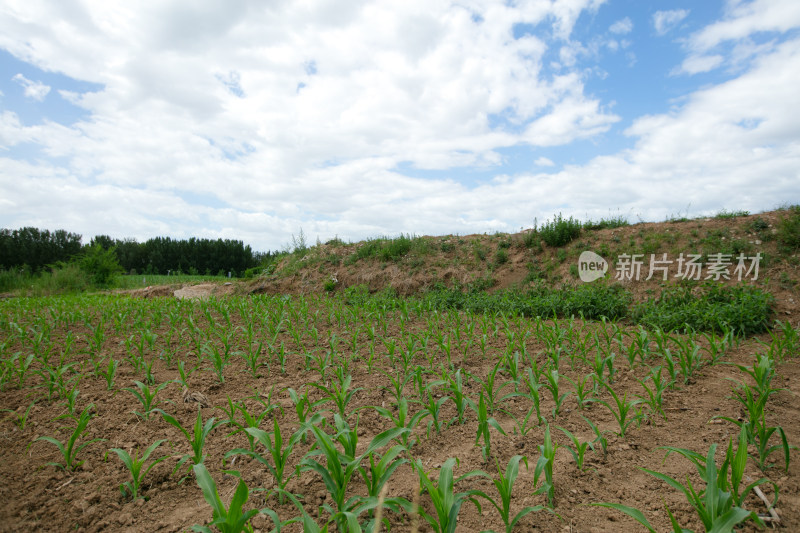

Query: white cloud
653;9;689;36
689;0;800;51
677;54;725;74
0;1;798;250
609;17;632;35
11;73;50;101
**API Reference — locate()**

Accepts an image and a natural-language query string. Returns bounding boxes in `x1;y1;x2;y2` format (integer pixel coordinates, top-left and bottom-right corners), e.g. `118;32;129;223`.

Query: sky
1;0;799;252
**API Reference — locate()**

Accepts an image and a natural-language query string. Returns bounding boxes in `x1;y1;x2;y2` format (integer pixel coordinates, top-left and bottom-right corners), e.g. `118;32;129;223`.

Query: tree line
1;227;277;277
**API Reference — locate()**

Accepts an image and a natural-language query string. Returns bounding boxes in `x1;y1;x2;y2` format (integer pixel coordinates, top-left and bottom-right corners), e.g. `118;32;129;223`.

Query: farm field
0;290;798;533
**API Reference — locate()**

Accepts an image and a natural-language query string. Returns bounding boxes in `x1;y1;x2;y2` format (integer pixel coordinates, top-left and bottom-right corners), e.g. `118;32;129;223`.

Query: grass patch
537;213;582;247
632;283;773;334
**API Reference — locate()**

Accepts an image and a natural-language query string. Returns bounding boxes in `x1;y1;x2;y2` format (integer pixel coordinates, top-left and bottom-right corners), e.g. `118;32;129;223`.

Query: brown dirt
1;209;798;532
0;294;798;533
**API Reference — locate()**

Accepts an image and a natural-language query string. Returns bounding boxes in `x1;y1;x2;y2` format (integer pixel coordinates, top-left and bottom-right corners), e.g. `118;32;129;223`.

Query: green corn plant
662;348;680;389
124;380;171;421
556;426;594;471
35;404;104;471
1;398;37;431
221;396;275;452
590;350;615;391
99;357;119;390
191;463;261;533
110;439;169;500
502;349;523;391
543;368;570;418
311;370;362;421
732;354;781;399
379;368;414;406
202;341;232;384
141;354;158;385
299;421;409;532
311;349;334;382
413;457;486;533
593;384;643;438
472;359;511;415
581;415;609;461
671;335;705;384
175;360;199;388
564;373;595;410
521;367;544;425
473;455;547;533
602;441;768;532
533;424;557;508
637;365;671;421
421;381;449;436
287;386;318;444
224;416;312;504
500;404;540;437
8;352;35;389
359;443;409;501
443;368;475;426
372;396;428;449
717;380;796;471
157;409;225;477
474;391;506;463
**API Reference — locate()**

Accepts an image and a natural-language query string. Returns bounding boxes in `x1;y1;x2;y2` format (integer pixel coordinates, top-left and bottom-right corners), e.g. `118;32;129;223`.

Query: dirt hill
238;208;798;323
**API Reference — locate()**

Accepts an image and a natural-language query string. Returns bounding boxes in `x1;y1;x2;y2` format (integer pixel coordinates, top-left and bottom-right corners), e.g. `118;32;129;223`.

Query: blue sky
1;0;799;251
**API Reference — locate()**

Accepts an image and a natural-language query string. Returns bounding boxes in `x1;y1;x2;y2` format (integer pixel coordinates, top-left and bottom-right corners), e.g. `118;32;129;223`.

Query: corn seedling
581;415;609;461
300;420;409;531
671;335;705;384
124;380;171;421
191;463;261;533
158;408;225;477
36;404;104;471
632;442;767;532
372;396;428;449
421;381;449;436
443;368;475;426
637;365;670;421
533;424;557;508
565;373;595;410
413;457;486;533
99;357;119;390
110;439;169;500
594;384;643;438
1;398;36;430
472;359;511;415
475;391;506;462
557;426;594;471
543;368;570;418
221;396;274;452
311;371;362;421
225;416;308;504
473;455;548;533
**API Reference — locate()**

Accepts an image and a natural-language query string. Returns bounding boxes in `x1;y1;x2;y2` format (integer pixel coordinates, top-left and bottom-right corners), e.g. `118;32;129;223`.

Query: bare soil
0;295;798;533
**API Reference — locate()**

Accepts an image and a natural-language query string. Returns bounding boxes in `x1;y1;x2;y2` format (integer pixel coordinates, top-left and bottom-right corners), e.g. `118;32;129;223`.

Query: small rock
117;512;133;526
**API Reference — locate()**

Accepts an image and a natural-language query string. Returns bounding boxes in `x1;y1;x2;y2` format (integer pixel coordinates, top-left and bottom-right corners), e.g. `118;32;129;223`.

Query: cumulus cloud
653;9;689;36
609;17;632;35
0;1;798;249
11;73;50;101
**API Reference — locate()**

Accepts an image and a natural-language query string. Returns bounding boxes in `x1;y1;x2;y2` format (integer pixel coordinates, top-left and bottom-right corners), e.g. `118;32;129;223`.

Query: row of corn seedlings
0;293;797;532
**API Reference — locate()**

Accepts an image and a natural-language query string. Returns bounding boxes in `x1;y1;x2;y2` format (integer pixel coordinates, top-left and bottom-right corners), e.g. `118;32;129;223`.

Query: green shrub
495;249;509;266
538;214;582;247
632;283;773;334
79;245;123;286
777;205;800;252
